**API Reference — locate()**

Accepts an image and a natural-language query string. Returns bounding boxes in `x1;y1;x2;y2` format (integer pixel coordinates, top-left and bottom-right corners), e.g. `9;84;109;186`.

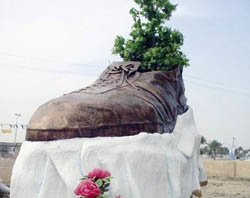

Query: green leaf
99;194;108;198
103;178;110;183
80;176;88;180
96;179;103;187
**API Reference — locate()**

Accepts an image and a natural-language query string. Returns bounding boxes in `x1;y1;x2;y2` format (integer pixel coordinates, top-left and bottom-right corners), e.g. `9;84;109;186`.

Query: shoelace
107;64;139;90
70;63;140;94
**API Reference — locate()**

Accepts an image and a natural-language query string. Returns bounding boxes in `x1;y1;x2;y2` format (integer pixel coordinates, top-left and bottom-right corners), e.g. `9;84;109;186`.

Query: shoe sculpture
27;62;188;141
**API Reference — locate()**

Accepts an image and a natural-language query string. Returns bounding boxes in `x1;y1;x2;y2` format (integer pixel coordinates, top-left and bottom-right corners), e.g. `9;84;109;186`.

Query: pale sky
0;0;249;149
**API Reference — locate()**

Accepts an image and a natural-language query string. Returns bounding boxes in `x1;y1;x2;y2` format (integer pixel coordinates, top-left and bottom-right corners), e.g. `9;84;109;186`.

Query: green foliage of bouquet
113;0;189;72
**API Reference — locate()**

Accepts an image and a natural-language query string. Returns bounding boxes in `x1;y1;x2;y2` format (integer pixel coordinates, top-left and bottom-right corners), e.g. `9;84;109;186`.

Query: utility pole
232;136;237;177
232;137;236;159
14;113;21;152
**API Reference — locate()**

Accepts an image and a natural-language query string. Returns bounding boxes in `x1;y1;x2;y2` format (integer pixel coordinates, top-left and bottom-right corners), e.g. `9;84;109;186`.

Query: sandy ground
1;176;250;198
201;176;250;198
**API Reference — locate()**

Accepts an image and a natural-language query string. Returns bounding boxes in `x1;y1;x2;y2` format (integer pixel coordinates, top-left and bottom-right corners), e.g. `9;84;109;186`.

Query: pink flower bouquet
74;168;112;198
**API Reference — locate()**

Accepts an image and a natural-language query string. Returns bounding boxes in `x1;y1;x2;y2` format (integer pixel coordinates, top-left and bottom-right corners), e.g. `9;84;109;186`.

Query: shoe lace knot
107;64;139;89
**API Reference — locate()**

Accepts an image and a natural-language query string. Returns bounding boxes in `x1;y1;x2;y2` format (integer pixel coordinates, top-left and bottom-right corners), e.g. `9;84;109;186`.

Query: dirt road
202;176;250;198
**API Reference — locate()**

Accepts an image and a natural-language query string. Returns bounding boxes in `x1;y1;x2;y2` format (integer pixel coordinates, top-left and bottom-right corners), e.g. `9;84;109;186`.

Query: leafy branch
113;0;189;72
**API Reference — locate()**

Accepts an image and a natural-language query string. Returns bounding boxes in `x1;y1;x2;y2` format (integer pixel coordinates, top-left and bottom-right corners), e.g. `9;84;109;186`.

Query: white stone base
10;108;206;198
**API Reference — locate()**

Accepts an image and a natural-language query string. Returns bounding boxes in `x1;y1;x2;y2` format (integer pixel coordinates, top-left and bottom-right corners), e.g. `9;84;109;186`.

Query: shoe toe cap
27;95;119;131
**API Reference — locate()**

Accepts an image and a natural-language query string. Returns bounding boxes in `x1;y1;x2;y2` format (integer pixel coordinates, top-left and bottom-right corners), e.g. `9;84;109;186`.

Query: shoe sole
26;123;165;141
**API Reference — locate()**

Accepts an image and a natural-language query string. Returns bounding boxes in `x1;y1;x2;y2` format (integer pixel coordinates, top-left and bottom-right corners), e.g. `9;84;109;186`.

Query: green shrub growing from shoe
113;0;189;72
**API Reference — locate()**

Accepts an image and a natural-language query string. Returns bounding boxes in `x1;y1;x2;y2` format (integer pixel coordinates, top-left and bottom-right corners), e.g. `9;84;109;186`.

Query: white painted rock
10;108;206;198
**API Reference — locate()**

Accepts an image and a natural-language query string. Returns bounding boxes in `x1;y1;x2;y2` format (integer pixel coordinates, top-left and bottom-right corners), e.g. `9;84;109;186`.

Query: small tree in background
201;136;207;145
208;140;222;160
113;0;189;72
235;146;249;159
235;146;244;159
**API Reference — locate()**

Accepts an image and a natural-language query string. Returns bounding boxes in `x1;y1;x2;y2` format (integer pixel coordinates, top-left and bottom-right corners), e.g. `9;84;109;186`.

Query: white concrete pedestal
10;108;206;198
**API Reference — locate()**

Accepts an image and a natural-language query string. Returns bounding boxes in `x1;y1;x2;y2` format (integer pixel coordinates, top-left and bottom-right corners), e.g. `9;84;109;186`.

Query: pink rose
88;168;111;179
74;179;101;198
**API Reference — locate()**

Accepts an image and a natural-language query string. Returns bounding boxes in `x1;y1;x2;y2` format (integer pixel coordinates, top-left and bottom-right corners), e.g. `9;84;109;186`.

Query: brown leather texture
26;62;188;141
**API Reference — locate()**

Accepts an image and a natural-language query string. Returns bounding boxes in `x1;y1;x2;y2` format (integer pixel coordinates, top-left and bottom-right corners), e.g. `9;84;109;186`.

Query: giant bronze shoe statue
27;62;188;141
